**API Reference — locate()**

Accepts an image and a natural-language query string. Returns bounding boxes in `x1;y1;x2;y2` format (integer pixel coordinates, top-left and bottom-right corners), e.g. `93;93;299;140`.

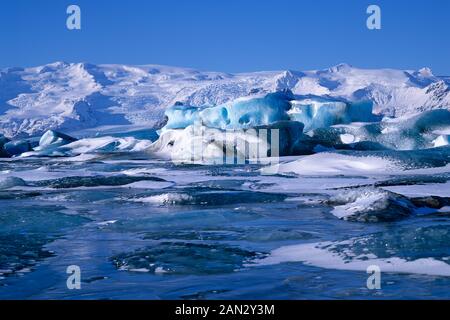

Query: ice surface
0;176;26;189
21;135;152;158
288;97;375;132
264;153;399;175
150;121;304;162
328;188;415;222
1;63;449;138
3;138;39;157
155;91;379;160
163;91;293;131
382;181;450;198
199;92;292;129
252;241;450;277
163;104;202;130
35;130;77;151
304;109;450;151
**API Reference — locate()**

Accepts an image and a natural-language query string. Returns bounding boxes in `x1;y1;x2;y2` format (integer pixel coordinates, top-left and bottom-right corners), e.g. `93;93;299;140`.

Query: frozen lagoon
0;146;450;299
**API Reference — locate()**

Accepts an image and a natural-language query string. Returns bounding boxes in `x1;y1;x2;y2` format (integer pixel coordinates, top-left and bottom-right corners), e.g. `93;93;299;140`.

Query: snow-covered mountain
0;62;449;138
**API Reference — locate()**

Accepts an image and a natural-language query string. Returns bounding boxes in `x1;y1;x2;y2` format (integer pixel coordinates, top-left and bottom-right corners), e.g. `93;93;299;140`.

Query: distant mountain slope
0;62;449;137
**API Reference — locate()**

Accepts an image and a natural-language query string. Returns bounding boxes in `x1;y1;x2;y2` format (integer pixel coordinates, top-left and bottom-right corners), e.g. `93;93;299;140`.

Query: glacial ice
21;135;153;158
0;134;10;157
433;135;449;148
263;152;399;176
3;91;450;164
0;176;27;189
304;109;450;151
252;231;450;276
35;130;77;151
163;91;293;131
327;188;415;222
149;121;304;163
163;93;374;133
199;92;292;129
4;138;39;157
153;91;380;161
288;97;375;132
164;104;202;130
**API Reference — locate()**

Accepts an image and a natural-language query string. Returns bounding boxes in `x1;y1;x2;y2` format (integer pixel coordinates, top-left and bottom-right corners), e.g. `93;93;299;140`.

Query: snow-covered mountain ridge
1;62;449;137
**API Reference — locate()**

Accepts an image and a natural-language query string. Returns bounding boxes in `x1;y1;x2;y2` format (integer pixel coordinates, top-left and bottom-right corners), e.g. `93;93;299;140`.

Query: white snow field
1;62;449;138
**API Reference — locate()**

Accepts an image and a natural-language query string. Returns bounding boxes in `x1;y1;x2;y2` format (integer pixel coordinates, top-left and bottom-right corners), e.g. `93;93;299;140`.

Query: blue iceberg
199;91;292;130
164;104;202;130
35;130;78;151
154;91;381;160
288;97;376;132
0;134;11;157
4;138;40;157
163;91;293;131
304;109;450;151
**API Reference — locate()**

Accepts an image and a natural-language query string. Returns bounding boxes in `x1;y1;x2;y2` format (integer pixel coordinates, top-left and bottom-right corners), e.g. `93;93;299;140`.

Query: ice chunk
164;104;202;130
339;133;358;144
0;176;26;189
156;92;380;159
35;130;77;151
288;97;375;132
149;121;303;163
163;92;293;132
4;138;39;157
327;188;414;222
264;153;399;176
303;109;450;151
0;134;11;157
252;231;450;276
61;136;153;154
199;91;292;129
21;135;152;157
154;94;449;163
433;135;449;148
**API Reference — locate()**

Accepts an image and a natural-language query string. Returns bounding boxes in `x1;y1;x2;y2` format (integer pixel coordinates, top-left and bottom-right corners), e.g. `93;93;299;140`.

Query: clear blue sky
1;0;449;74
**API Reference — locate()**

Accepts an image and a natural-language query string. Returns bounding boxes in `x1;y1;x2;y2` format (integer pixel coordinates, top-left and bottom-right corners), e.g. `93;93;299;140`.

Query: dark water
0;155;450;300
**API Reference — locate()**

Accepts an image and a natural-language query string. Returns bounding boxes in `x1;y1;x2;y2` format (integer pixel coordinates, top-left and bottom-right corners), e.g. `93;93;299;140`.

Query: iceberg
149;121;304;163
433;135;450;148
0;134;11;157
163;91;293;132
17;130;79;157
0;176;26;189
20;135;153;158
4;138;40;157
60;136;153;155
288;97;375;132
303;109;450;151
35;130;78;151
199;91;292;130
164;103;202;130
263;152;400;176
327;188;415;222
153;91;378;161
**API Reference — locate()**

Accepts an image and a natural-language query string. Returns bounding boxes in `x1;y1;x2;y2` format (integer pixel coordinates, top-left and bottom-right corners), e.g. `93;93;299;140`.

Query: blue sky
1;0;449;74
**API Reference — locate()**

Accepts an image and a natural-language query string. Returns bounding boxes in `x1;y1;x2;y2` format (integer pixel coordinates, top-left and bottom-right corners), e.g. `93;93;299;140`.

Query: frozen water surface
1;146;450;299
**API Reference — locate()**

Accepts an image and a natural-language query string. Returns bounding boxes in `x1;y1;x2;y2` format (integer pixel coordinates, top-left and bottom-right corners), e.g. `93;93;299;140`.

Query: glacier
1;62;449;138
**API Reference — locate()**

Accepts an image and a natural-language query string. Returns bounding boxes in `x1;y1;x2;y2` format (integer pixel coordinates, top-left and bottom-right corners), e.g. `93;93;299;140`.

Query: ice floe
252;235;450;277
